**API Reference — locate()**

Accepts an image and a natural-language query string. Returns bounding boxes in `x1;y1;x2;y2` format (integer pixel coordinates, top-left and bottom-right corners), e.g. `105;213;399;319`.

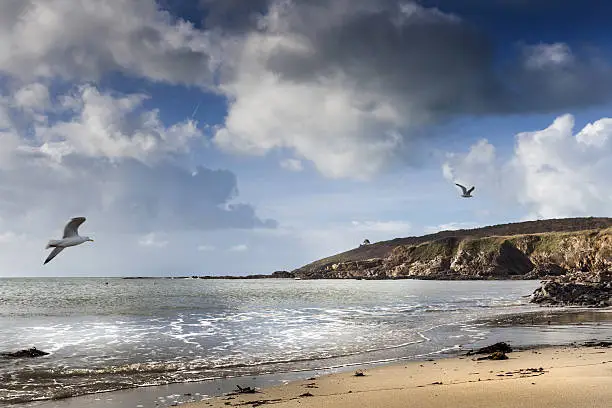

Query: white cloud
197;244;215;251
1;0;609;184
211;1;474;180
0;0;216;85
35;84;201;162
0;83;277;237
510;114;611;218
443;113;612;218
441;138;507;200
138;233;169;248
228;244;248;252
279;158;303;172
13;82;50;111
213;44;403;179
209;1;612;181
523;43;573;70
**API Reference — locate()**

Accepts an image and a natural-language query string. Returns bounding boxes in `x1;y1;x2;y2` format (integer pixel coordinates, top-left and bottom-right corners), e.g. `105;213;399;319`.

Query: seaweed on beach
583;340;612;348
476;351;509;361
465;342;513;356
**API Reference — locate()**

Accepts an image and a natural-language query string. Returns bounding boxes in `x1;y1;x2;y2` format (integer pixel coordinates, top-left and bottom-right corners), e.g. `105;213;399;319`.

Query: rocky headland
292;218;612;280
289;217;612;306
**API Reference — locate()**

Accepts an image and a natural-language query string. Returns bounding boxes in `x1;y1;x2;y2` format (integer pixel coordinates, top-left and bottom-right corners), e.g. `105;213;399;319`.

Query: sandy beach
186;344;612;408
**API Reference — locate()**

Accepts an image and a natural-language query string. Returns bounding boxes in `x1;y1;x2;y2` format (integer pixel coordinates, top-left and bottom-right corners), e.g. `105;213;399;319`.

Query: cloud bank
207;0;612;179
2;0;611;181
0;83;276;240
443;114;612;219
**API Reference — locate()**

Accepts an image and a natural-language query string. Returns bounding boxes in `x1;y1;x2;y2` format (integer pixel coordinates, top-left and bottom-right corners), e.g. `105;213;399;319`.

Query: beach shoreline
184;343;612;408
27;338;612;408
7;281;611;408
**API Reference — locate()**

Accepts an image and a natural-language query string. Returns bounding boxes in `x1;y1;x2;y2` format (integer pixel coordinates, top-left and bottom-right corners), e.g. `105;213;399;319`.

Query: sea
1;278;611;407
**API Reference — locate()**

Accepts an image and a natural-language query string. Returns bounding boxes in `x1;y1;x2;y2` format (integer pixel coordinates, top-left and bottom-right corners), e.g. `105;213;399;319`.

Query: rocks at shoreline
465;342;513;356
285;221;612;308
122;271;295;280
189;270;295;280
463;342;513;361
583;340;612;347
1;347;49;358
530;280;612;307
530;269;611;307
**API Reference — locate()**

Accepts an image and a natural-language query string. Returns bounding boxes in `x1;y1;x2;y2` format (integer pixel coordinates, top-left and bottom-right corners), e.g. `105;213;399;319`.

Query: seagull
455;183;475;198
44;217;94;265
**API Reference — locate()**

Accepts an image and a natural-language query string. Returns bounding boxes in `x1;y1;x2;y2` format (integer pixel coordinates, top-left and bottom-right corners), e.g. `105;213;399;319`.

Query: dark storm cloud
265;3;498;116
215;0;612;117
199;0;270;32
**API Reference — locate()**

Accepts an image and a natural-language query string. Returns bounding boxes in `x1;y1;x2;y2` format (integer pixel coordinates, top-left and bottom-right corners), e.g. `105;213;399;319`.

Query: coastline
184;344;612;408
27;308;612;408
11;279;612;408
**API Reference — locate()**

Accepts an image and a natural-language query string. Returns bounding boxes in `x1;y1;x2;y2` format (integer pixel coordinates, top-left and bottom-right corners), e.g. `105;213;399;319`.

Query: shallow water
0;278;609;406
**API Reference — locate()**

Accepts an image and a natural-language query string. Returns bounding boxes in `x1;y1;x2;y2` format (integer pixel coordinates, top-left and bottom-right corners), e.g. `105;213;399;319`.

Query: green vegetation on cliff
292;217;612;280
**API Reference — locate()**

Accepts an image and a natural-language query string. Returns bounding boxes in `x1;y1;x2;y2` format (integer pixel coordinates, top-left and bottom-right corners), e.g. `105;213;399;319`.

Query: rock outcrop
530;280;611;307
530;270;612;307
1;347;49;358
292;225;612;281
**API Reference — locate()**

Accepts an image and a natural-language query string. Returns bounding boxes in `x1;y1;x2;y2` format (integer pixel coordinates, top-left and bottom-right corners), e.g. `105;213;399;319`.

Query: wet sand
186;344;612;408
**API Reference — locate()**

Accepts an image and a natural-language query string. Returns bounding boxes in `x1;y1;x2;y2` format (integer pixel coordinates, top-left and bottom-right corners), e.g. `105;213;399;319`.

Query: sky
2;0;612;277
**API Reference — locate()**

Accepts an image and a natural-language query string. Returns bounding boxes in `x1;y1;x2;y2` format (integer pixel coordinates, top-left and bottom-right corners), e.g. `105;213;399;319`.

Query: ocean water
0;278;610;406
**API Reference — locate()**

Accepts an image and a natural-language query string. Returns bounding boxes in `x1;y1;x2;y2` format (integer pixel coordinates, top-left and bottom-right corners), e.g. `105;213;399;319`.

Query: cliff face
293;228;612;280
294;217;612;276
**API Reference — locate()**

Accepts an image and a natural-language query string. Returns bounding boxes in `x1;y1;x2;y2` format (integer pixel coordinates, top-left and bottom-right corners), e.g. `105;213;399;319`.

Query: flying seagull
44;217;94;265
455;183;475;198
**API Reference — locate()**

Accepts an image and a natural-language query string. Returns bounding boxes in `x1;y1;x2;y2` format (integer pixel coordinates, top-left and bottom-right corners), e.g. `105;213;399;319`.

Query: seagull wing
467;186;475;194
44;247;65;265
63;217;86;238
455;183;468;194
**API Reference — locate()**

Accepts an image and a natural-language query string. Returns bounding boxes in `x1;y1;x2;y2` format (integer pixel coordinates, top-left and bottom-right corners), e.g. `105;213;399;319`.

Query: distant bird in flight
44;217;94;265
455;183;475;198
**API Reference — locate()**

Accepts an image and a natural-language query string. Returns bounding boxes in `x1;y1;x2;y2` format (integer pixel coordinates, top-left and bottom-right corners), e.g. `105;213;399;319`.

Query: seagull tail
46;240;60;249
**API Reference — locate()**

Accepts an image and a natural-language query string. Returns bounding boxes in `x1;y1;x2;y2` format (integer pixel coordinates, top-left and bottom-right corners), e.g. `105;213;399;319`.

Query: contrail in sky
191;102;200;119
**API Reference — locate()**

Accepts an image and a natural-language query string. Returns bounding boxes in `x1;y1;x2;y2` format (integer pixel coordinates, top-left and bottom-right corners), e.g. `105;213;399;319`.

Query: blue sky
1;0;612;277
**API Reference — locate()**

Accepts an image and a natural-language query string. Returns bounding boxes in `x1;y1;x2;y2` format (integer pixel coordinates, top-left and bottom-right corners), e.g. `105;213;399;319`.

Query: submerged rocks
1;347;49;358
